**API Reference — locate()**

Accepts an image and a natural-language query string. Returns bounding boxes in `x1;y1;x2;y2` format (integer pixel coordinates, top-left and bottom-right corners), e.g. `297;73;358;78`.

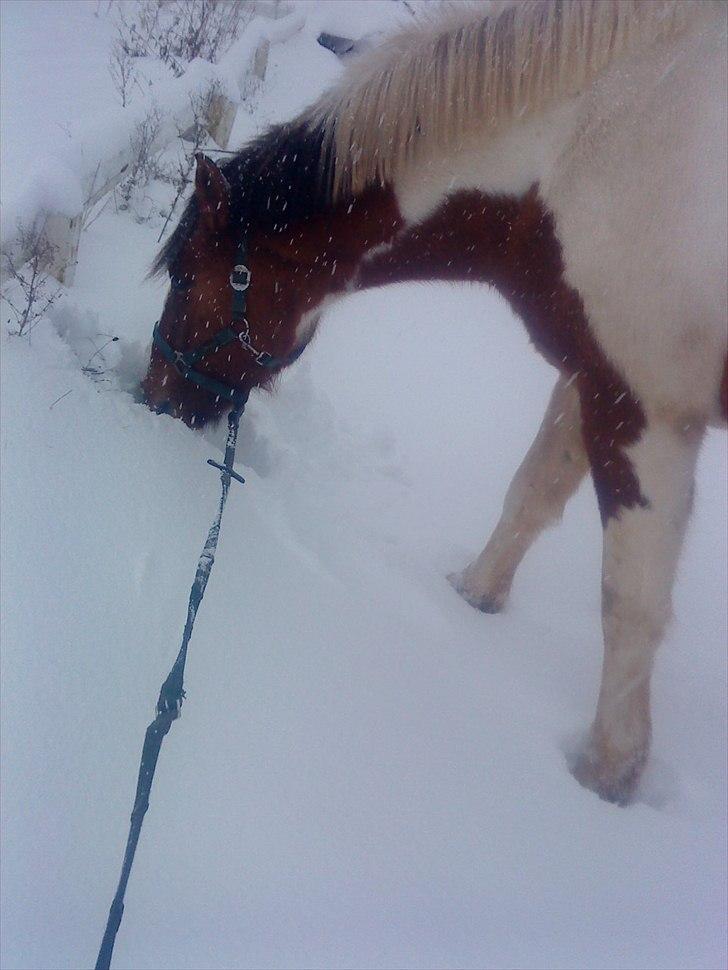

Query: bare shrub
118;105;167;213
116;83;220;225
110;1;254;78
1;225;62;338
157;86;216;238
109;35;138;107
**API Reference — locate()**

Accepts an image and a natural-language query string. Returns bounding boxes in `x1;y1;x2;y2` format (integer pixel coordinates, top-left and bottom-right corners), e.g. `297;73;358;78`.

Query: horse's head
141;154;319;427
142;144;402;426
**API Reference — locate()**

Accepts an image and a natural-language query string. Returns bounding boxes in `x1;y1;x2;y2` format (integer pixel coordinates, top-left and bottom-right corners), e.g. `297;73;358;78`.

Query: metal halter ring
230;264;251;291
237;319;251;344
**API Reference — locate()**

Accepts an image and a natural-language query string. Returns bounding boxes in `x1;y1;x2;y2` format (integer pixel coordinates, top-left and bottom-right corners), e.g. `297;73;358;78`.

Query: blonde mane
313;0;711;198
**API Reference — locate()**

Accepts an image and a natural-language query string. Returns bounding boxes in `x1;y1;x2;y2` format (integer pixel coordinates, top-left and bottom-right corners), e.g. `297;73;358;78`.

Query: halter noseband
153;238;305;409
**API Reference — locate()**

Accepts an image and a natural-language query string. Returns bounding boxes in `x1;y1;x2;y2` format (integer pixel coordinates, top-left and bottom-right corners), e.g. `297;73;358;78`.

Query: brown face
141;155;307;427
141;156;403;427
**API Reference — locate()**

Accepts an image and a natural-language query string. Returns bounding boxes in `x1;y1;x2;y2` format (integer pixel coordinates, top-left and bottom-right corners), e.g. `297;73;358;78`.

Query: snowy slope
1;4;726;970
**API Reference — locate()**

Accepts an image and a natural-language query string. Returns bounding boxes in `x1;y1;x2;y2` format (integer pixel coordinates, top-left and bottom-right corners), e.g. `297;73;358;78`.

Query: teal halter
152;239;305;409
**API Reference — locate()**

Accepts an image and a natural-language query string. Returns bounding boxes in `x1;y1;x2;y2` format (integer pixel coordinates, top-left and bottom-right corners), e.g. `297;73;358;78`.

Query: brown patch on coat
358;186;647;521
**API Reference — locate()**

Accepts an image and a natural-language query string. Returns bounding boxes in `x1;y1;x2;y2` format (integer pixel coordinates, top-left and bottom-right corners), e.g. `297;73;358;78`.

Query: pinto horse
142;0;728;804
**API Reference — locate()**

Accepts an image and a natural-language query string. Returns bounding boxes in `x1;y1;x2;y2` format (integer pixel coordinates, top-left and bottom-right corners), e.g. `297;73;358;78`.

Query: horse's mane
316;0;707;197
152;0;710;277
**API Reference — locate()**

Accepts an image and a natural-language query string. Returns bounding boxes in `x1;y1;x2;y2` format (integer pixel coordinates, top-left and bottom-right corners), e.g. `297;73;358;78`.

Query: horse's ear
194;153;230;232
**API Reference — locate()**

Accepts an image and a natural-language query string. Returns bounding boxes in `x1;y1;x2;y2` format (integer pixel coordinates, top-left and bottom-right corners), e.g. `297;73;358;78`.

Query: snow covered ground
1;4;726;969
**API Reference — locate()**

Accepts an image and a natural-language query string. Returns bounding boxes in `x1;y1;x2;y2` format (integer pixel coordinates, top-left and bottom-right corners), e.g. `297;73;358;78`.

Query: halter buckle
230;264;251;291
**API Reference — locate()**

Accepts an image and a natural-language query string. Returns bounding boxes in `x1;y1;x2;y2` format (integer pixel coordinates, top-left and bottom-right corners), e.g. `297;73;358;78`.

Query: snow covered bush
117;83;221;224
110;0;255;81
1;223;61;338
108;32;138;108
107;1;258;223
117;104;166;215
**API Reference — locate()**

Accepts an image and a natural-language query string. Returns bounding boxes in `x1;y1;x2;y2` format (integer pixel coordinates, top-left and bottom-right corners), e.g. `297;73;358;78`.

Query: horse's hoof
447;571;506;614
571;749;644;806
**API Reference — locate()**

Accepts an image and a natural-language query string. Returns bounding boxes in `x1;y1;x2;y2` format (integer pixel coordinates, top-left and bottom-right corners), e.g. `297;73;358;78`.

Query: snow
0;1;116;232
293;0;414;39
1;4;726;970
0;2;305;241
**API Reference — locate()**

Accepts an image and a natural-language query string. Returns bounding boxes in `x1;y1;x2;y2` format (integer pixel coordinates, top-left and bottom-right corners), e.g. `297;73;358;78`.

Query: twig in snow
49;389;73;410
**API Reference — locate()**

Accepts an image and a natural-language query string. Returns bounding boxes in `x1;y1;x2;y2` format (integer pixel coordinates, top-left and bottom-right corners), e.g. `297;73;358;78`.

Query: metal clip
172;351;189;376
236;319;251;346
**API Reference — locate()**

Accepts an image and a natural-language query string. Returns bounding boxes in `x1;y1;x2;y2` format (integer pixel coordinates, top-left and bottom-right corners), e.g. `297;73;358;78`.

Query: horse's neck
278;100;575;329
294;124;574;355
349;100;578;299
293;186;403;269
355;185;574;356
268;185;401;340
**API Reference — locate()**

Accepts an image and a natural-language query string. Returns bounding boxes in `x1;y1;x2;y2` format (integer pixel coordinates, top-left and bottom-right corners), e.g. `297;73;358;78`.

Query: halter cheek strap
153;239;306;407
152;322;251;408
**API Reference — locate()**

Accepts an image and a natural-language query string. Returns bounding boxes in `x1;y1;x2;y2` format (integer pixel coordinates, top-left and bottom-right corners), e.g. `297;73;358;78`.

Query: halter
152;238;306;409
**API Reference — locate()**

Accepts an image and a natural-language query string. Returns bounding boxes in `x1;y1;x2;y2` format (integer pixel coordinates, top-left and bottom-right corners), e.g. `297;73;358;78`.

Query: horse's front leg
574;412;703;803
450;375;589;612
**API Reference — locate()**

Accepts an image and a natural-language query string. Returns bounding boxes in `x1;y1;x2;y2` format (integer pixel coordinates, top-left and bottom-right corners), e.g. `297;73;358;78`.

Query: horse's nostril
155;400;172;415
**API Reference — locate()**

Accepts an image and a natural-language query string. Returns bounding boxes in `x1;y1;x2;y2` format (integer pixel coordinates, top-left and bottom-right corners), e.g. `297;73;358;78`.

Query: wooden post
42;212;84;286
205;92;238;149
252;37;270;81
205;35;270;148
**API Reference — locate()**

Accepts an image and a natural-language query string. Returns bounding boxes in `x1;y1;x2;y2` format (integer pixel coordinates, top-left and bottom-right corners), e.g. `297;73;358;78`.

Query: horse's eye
169;270;193;292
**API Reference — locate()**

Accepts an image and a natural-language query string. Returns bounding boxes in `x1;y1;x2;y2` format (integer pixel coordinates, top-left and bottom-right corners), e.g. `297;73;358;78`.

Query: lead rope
95;401;248;970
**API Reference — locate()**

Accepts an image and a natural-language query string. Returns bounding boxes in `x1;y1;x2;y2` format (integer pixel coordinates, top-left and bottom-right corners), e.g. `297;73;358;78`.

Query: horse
141;0;728;805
